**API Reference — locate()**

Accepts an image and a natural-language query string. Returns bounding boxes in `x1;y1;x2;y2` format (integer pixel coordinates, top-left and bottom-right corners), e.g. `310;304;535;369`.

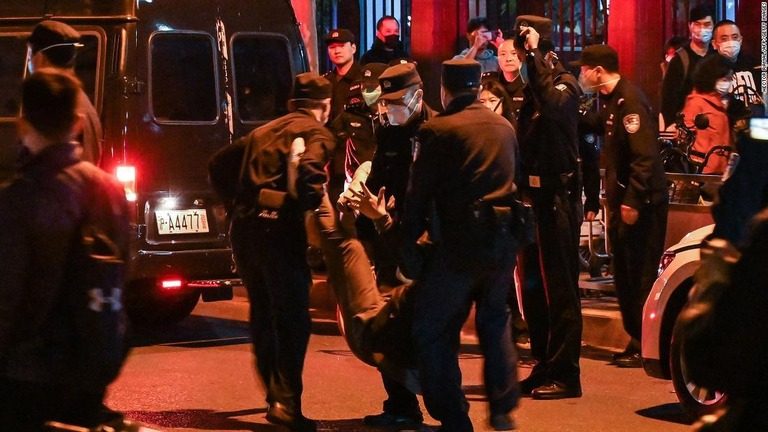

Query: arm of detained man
621;99;659;213
297;129;336;212
399;128;440;279
0;193;30;352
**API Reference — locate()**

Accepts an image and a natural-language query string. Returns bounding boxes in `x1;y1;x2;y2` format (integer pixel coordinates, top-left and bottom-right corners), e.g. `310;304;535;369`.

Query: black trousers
231;215;312;414
412;241;519;432
608;201;668;345
522;188;582;386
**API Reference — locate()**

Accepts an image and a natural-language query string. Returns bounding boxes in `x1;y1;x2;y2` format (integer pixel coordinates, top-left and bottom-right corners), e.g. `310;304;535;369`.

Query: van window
0;34;27;119
231;33;293;123
150;32;218;123
0;33;100;120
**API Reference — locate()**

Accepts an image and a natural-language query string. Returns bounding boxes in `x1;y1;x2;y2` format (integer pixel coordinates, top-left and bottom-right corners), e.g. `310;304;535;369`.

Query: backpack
63;165;129;390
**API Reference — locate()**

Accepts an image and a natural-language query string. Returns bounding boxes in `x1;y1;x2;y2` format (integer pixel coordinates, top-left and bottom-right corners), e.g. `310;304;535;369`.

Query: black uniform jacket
599;78;667;211
366;104;436;219
330;106;379;183
360;38;409;65
0;143;129;385
484;71;526;122
326;62;363;123
400;97;518;274
516;49;580;193
238;109;335;215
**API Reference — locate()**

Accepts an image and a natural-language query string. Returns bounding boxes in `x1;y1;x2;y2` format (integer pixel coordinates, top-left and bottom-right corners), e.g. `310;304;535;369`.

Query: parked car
641;223;727;417
0;0;309;325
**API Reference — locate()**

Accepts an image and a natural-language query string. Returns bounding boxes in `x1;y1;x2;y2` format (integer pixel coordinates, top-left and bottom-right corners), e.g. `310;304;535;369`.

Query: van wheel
669;321;728;418
125;278;200;327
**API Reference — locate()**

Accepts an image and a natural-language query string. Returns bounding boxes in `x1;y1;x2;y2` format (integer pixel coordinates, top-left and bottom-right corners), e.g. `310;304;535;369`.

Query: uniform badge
364;70;372;77
332;31;339;38
585;133;596;144
350;122;361;128
382;80;392;90
623;114;640;134
555;84;567;92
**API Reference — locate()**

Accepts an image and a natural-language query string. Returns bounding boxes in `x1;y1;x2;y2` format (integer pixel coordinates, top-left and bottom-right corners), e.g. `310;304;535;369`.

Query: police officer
483;38;526;121
329;62;388;188
230;72;335;432
573;45;668;368
325;28;363;123
360;62;436;288
351;62;436;428
513;15;584;399
400;58;520;432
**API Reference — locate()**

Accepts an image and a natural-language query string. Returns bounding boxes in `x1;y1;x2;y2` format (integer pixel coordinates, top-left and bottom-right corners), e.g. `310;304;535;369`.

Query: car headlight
658;251;676;277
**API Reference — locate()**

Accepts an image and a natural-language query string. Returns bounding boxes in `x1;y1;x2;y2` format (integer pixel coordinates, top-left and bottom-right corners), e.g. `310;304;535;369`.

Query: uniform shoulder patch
623;114;640;134
555;83;568;92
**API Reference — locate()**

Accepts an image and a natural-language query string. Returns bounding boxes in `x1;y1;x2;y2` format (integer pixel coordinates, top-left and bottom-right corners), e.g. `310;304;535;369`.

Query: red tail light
160;278;184;291
115;165;137;202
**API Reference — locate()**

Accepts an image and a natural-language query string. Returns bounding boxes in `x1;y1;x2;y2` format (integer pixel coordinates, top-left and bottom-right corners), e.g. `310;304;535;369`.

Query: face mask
715;78;733;95
693;28;713;44
385;92;418;126
717;40;741;61
384;34;400;49
362;88;382;107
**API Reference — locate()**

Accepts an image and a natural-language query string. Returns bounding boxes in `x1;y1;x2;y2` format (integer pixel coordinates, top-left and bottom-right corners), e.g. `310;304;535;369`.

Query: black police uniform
329;92;379;185
231;104;334;426
599;78;668;352
401;68;520;428
515;47;583;394
483;71;527;121
326;63;363;127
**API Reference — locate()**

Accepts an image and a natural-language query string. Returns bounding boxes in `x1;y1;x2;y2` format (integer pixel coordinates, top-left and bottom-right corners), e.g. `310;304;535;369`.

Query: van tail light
116;165;137;202
658;251;676;277
160;278;184;291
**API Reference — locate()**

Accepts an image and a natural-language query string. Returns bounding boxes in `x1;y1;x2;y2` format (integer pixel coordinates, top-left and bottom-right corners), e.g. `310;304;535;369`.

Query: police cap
441;58;481;92
28;20;81;54
361;63;388;91
513;15;554;41
290;72;332;100
325;28;355;45
569;44;619;72
378;63;422;101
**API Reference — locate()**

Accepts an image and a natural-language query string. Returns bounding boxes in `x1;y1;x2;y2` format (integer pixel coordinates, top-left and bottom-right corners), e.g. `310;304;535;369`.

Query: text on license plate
155;209;210;235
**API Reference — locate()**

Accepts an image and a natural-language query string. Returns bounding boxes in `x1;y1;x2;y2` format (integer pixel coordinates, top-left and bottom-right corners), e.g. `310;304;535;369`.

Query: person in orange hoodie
680;53;734;174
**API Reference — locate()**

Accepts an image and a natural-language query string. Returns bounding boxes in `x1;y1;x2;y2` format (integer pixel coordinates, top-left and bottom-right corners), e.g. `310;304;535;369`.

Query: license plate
155;209;210;235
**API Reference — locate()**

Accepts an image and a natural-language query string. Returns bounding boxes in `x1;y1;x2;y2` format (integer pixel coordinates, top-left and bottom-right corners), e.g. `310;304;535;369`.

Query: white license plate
155;209;210;235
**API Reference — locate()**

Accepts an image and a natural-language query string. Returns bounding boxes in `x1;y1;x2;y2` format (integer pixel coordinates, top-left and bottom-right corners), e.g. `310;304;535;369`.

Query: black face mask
384;34;400;49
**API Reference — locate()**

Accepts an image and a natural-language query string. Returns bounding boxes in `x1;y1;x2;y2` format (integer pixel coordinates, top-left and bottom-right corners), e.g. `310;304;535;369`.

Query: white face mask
717;40;741;61
665;54;674;63
693;28;713;44
385;92;419;126
715;78;733;96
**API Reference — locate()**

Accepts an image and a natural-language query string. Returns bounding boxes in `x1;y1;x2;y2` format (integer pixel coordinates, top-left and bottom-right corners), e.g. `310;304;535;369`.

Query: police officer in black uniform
512;16;584;400
483;38;526;122
400;58;520;432
230;73;335;432
572;45;668;368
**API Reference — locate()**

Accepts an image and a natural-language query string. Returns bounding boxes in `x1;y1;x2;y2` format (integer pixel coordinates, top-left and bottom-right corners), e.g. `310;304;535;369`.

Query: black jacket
599;78;667;210
400;98;518;274
330;106;380;184
660;42;715;126
325;63;363;123
516;49;580;194
238;109;335;216
0;143;128;386
360;38;409;65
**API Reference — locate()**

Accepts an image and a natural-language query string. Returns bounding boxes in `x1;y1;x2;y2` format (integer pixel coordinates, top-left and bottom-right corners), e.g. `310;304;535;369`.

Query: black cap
28;20;81;53
441;58;481;92
513;15;554;40
361;63;388;91
325;28;355;45
569;44;619;72
290;72;332;100
378;63;422;101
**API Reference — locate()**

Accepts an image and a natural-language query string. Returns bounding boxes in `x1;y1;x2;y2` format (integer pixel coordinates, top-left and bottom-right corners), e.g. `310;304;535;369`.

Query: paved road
106;292;693;432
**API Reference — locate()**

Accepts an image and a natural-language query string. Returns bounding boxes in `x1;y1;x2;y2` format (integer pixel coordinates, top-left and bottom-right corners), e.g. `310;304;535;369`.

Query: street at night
106;289;692;432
